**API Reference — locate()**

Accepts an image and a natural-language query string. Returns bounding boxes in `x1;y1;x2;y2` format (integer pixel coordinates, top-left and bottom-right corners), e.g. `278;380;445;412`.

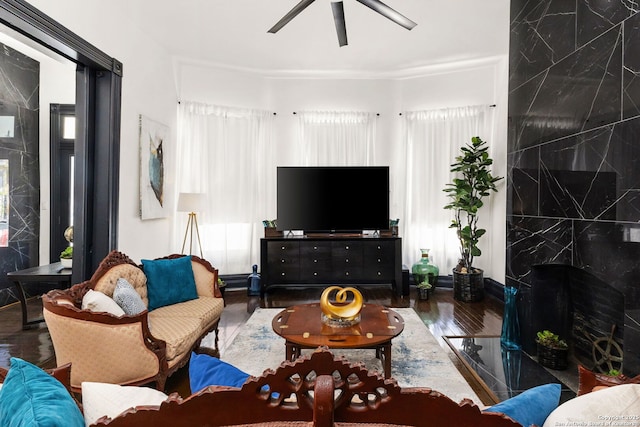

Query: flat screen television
277;166;390;233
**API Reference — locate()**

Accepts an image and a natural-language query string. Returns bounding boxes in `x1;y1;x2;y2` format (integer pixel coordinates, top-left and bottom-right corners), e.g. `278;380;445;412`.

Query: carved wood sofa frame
92;348;520;427
42;251;223;392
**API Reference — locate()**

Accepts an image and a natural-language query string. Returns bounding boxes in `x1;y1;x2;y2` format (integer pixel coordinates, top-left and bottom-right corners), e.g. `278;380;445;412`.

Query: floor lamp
178;192;204;258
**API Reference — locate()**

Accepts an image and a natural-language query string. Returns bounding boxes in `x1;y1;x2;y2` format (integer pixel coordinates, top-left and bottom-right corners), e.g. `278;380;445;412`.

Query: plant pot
417;287;430;300
452;268;484;302
537;343;568;370
60;258;72;269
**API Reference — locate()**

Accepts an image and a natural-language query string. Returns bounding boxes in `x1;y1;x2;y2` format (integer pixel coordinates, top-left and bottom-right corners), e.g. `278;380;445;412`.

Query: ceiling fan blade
355;0;417;30
331;2;348;47
268;0;317;33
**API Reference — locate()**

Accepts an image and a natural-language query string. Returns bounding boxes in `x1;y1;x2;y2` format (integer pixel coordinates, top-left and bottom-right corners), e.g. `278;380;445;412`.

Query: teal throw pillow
142;256;198;311
0;357;84;427
484;383;561;427
113;278;146;315
189;352;250;393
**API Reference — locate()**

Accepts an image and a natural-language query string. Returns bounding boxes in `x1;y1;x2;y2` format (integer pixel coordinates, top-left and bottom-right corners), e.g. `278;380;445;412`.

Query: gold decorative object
320;286;364;327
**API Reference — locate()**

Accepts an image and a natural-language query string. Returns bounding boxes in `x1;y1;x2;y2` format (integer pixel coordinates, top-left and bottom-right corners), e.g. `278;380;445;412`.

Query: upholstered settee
42;250;224;392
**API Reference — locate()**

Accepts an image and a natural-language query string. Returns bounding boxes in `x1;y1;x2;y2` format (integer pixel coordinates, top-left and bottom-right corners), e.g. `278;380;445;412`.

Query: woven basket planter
537;343;569;370
452;269;484;302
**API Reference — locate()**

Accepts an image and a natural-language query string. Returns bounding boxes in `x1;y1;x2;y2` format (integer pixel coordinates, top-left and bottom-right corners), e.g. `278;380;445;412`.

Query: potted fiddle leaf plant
444;136;502;302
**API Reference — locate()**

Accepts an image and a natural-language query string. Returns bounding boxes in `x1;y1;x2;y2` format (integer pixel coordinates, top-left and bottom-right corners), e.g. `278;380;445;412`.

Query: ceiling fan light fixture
268;0;317;33
331;1;348;46
355;0;417;30
267;0;417;46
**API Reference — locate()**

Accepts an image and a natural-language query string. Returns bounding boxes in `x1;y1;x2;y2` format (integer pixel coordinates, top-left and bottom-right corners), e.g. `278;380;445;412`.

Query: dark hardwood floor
0;285;504;404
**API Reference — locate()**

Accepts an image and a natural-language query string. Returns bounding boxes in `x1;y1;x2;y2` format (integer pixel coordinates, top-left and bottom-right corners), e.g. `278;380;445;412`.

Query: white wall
27;0;180;263
177;59;508;282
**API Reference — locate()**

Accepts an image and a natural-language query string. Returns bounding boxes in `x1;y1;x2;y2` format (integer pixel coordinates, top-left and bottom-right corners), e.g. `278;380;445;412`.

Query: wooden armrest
0;363;73;394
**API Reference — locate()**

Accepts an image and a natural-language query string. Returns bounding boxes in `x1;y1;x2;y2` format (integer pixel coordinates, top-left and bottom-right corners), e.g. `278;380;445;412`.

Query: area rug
217;307;480;404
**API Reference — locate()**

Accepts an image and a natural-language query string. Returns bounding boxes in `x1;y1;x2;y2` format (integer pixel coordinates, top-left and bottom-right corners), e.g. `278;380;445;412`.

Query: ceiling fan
268;0;417;47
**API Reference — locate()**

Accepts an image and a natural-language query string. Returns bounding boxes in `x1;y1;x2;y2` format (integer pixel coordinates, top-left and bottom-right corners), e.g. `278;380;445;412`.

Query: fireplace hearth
518;265;633;375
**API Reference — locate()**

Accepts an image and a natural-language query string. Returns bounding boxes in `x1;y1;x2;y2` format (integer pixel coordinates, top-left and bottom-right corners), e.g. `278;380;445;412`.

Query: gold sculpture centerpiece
320;286;364;327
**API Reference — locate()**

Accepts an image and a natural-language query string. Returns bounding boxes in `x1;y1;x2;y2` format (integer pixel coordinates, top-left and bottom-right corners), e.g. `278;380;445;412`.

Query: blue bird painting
149;137;164;207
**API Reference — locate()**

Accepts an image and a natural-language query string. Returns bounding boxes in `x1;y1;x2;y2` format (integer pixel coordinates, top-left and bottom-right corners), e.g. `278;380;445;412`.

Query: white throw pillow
81;290;125;316
543;384;640;427
81;382;169;427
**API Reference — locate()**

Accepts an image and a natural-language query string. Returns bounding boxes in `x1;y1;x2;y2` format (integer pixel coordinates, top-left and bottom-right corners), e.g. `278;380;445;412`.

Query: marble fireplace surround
507;1;640;378
518;264;637;376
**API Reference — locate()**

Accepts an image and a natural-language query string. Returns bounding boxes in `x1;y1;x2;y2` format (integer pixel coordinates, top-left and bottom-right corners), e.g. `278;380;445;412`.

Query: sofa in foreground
42;250;224;391
1;349;639;426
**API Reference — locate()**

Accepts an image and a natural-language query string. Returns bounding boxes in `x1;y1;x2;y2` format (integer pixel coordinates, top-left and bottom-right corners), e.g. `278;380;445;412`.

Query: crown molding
173;55;507;81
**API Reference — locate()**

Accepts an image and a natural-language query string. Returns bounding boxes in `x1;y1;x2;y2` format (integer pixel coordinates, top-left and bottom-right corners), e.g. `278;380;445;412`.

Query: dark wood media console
260;235;405;296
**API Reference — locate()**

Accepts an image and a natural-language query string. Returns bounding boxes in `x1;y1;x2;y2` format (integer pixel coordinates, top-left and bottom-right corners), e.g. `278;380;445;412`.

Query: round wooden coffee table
272;303;404;378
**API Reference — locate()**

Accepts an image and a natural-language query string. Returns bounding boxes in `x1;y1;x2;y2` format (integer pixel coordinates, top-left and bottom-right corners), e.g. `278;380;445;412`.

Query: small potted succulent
59;246;73;269
536;330;568;370
416;280;432;300
217;277;227;297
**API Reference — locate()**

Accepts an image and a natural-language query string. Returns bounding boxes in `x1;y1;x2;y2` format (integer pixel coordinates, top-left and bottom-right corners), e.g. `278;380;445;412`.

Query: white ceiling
123;0;510;76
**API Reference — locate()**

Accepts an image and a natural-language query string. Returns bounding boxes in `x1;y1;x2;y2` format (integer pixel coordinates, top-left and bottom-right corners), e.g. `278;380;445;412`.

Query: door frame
0;0;122;282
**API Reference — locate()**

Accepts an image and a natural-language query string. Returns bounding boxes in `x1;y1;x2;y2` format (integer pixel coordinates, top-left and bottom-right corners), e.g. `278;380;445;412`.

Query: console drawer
300;243;332;282
266;241;300;282
331;241;364;280
364;241;395;280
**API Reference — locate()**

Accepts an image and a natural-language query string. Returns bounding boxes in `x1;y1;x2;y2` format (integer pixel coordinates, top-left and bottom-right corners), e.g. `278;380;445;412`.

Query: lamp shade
177;192;205;213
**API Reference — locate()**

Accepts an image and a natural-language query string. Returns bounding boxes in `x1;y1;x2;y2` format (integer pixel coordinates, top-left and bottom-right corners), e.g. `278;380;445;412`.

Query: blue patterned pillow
113;278;147;315
0;357;84;427
484;383;561;427
142;256;198;311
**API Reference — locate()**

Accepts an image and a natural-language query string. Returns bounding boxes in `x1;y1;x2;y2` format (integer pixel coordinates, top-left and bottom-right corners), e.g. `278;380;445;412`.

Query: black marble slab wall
508;0;640;376
0;42;40;307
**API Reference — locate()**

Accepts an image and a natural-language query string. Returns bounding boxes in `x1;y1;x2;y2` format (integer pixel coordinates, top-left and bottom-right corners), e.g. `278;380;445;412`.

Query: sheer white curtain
177;101;275;274
296;111;377;165
400;105;494;275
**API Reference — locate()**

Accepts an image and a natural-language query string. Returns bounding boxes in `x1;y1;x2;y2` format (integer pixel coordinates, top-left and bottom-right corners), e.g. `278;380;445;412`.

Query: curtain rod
292;112;380;116
178;100;276;115
399;104;496;116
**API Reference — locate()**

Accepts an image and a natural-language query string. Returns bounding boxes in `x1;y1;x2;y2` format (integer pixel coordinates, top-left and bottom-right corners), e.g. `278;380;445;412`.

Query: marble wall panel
624;12;640;118
528;118;640;221
508;148;540;216
0;45;39;110
510;0;576;90
506;217;573;284
0;42;39;304
577;0;639;48
573;221;640;299
511;25;622;151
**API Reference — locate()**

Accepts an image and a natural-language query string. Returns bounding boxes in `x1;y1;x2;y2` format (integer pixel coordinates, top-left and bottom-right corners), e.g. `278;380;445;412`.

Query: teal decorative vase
411;249;439;291
500;286;521;350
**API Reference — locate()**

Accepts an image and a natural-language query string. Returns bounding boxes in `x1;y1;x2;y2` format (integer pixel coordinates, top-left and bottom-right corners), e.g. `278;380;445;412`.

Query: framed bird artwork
139;114;169;219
